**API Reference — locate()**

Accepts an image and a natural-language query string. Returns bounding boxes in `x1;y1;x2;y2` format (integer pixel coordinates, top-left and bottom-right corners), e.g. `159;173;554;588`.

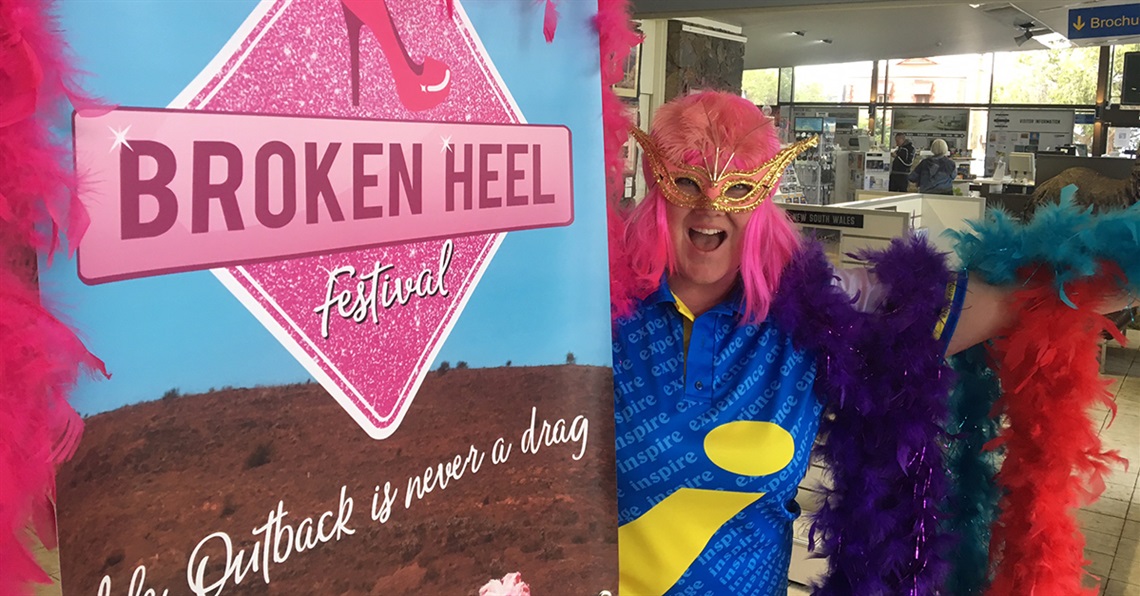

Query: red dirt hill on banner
56;365;617;595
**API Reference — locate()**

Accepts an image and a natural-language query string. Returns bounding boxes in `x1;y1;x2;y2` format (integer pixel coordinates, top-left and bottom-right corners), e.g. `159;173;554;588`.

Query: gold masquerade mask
631;127;818;213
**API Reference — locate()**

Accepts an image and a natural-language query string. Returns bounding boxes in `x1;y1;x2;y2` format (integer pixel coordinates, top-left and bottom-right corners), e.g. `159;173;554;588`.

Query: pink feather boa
595;0;641;318
0;1;103;592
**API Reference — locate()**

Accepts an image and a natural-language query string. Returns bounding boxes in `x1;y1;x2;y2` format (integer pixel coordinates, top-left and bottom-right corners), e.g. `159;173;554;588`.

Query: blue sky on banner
44;0;609;416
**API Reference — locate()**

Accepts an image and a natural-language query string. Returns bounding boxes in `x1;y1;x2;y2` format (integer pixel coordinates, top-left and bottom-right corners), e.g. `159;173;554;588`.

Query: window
742;68;779;107
991;47;1098;105
793;61;873;103
1111;43;1140;104
778;67;793;104
911;81;933;103
885;54;991;105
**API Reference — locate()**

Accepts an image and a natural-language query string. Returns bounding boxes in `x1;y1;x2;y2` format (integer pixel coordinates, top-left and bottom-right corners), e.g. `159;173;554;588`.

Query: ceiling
631;0;1140;69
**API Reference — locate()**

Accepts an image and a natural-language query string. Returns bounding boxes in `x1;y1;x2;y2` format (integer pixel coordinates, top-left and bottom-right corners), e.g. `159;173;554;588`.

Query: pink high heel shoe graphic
341;0;452;111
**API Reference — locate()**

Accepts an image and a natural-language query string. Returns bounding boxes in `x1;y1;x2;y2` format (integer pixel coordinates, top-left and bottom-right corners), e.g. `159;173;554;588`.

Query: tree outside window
991;47;1098;105
742;68;779;107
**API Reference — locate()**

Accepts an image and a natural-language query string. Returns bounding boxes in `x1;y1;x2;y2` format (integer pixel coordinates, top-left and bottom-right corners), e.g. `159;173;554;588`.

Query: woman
609;91;1121;595
908;138;958;195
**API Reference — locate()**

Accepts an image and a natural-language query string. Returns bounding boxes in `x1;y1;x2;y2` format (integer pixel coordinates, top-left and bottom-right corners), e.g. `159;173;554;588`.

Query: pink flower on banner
479;572;532;596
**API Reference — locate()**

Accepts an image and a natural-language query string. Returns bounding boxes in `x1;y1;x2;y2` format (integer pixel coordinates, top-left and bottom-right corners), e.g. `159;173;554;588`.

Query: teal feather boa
943;186;1140;594
950;185;1140;301
944;345;1002;595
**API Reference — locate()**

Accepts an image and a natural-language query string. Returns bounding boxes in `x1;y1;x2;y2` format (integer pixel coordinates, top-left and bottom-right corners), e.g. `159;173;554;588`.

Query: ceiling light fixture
821;38;833;44
793;30;805;36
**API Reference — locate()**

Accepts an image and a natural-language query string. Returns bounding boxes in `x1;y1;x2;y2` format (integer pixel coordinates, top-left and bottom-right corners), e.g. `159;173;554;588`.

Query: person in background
889;132;915;191
909;138;958;195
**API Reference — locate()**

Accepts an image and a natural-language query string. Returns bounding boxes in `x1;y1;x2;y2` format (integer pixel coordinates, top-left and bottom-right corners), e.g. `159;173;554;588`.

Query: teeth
692;228;723;235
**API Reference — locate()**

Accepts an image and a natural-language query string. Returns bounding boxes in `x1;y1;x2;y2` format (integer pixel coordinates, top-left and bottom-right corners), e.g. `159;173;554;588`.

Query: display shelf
836;149;890;202
793;117;836;205
775;163;808;204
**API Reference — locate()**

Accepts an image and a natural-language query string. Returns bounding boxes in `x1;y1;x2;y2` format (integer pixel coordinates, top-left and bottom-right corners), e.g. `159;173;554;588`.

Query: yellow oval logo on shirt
704;420;794;476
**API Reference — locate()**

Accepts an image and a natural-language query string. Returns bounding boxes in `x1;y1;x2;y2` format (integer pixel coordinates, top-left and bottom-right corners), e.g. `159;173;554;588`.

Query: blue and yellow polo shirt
612;271;967;595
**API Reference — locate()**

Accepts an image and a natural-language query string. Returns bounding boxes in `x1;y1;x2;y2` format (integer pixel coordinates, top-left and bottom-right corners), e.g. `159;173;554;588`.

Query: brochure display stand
776;164;808;204
793;117;837;205
836;149;891;203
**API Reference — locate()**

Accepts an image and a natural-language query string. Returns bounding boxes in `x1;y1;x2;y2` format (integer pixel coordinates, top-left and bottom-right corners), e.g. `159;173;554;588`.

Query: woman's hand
945;275;1135;356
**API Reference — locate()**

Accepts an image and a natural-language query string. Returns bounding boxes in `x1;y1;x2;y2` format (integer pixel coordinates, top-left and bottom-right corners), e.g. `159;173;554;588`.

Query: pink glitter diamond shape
173;0;522;438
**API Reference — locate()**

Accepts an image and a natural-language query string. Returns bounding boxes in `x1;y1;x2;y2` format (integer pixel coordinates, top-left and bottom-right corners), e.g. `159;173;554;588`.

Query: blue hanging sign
1069;4;1140;40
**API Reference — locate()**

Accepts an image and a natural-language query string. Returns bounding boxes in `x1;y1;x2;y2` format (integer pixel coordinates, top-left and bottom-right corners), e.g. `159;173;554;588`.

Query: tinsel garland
0;0;103;593
948;192;1136;595
772;236;956;595
943;344;1003;595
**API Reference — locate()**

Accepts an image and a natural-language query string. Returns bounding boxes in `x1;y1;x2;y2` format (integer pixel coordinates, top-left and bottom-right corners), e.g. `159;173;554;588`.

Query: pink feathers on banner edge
596;0;641;319
1;0;104;593
1;0;95;255
543;0;559;43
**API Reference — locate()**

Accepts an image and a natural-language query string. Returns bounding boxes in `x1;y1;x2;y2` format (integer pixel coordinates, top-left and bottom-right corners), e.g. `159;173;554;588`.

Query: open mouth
688;227;727;252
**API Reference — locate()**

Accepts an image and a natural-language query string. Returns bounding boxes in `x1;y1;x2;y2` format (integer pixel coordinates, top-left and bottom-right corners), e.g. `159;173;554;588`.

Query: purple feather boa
771;236;957;595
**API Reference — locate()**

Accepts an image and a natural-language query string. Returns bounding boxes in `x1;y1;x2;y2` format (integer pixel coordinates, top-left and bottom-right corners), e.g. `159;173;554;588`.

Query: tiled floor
791;331;1140;596
1084;330;1140;596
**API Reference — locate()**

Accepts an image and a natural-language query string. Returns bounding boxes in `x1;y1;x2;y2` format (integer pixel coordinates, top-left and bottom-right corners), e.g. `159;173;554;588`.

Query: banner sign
784;209;865;229
984;109;1074;175
891;107;969;152
49;0;617;593
75;109;573;283
1069;4;1140;40
793;106;859;131
988;109;1074;134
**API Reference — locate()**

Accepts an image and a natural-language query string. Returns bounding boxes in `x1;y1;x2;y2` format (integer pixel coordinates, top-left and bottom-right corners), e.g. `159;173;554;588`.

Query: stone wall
664;21;745;102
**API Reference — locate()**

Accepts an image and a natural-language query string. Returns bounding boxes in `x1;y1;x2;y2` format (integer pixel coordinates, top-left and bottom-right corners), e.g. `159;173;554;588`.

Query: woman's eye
674;177;701;195
725;183;753;198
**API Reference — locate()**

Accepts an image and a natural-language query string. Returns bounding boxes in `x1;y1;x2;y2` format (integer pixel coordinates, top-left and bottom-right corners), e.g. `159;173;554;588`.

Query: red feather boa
985;266;1128;595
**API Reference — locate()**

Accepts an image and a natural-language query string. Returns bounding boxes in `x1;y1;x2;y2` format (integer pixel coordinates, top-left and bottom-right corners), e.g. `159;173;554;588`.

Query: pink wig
613;91;801;323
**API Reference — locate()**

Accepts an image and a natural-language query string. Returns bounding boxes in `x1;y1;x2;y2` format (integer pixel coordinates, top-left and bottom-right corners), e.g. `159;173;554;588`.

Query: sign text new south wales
1070;4;1140;40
